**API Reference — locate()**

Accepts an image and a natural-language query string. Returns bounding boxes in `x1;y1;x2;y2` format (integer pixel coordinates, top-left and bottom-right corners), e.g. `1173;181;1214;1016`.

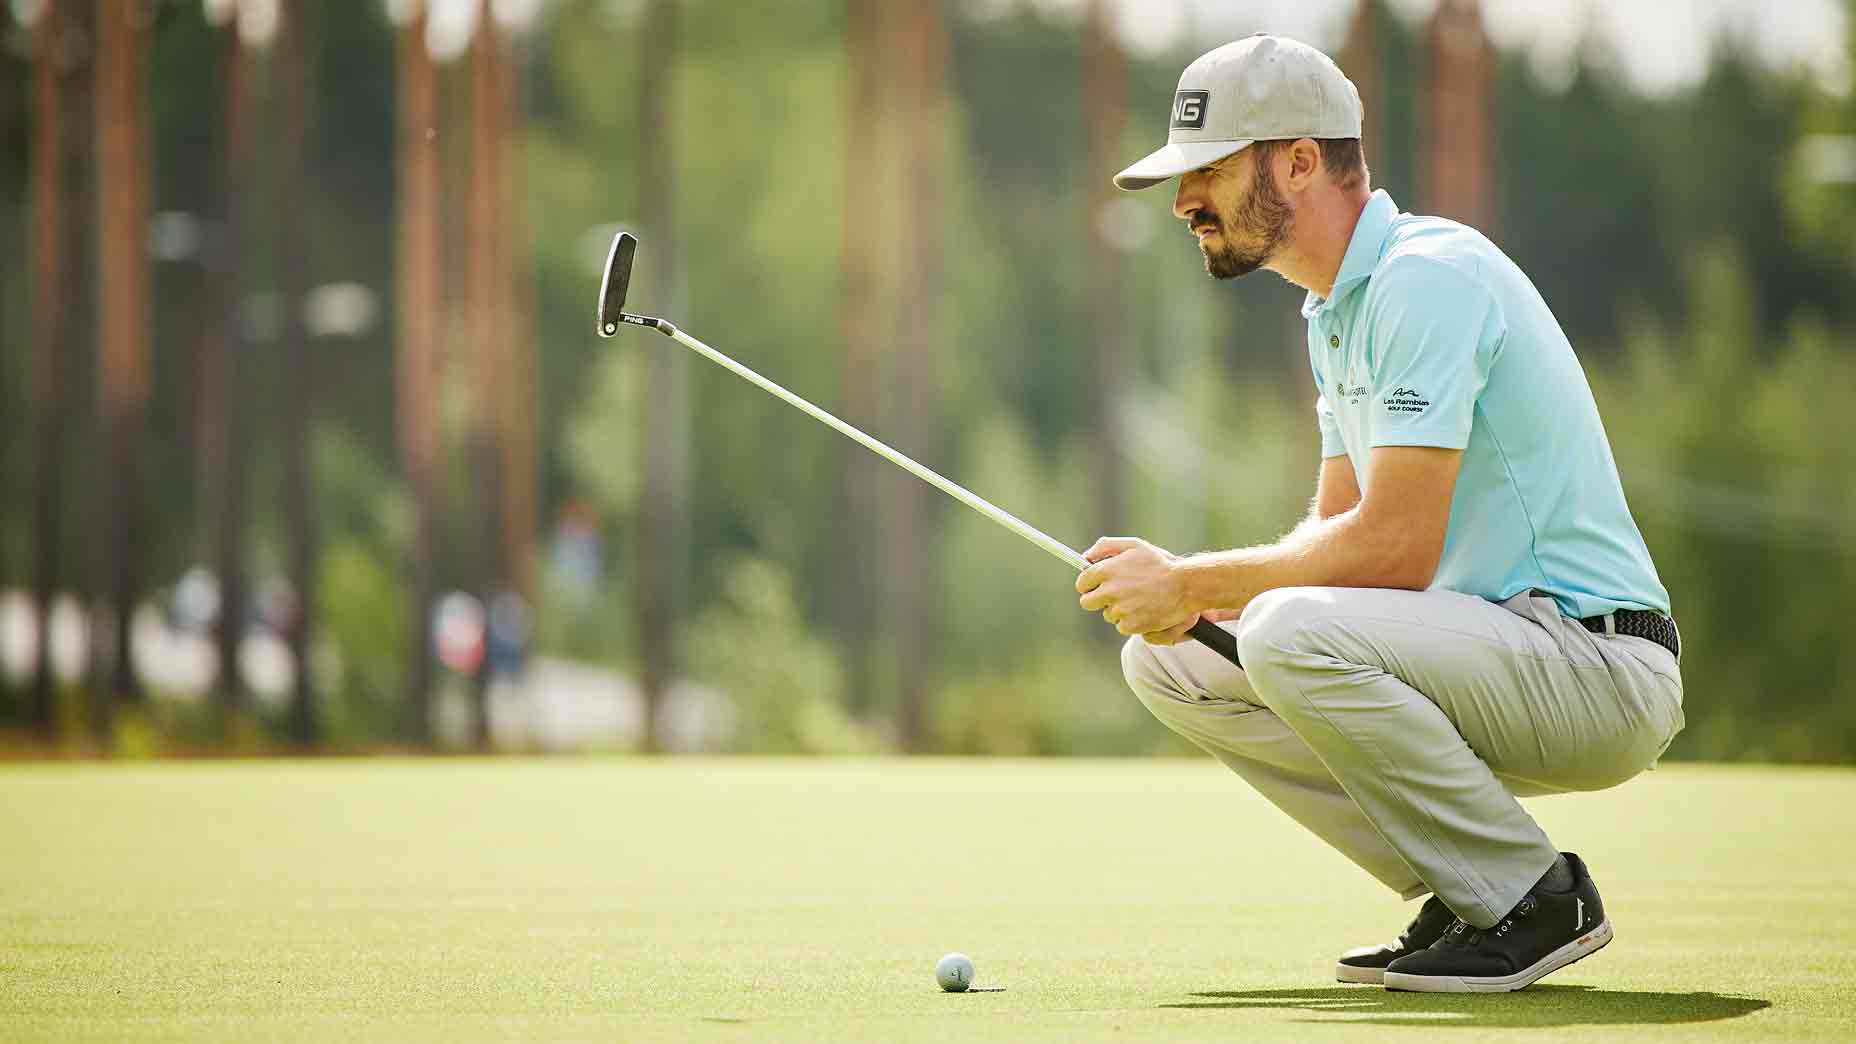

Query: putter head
596;231;638;338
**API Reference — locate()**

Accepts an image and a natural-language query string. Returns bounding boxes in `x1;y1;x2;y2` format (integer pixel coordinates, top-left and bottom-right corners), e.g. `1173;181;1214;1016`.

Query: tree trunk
466;3;505;752
497;20;538;611
396;9;442;747
633;0;685;754
1423;0;1493;230
278;0;318;747
29;0;72;737
94;0;152;728
203;19;253;728
838;0;886;719
1082;0;1126;539
1341;0;1380;163
888;0;948;751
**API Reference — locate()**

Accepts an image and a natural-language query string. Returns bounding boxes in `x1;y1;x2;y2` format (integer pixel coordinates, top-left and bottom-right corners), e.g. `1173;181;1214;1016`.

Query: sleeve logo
1171;91;1209;129
1383;387;1430;415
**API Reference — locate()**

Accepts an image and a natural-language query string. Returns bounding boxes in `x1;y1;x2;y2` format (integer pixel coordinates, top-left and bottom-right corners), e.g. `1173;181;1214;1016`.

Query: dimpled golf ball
936;952;975;992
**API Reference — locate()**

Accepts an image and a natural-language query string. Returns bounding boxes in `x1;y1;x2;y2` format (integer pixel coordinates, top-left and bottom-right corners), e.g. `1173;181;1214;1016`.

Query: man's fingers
1078;584;1115;612
1143;613;1201;646
1083;536;1141;563
1080;536;1151;590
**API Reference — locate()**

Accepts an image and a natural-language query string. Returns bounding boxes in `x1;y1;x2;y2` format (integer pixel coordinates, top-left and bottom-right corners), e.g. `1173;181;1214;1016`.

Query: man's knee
1121;634;1204;726
1121;634;1173;703
1236;586;1339;671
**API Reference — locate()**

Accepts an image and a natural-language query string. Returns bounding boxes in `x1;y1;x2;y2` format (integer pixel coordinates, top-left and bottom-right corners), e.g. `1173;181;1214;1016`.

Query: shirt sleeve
1315;394;1346;458
1363;257;1504;450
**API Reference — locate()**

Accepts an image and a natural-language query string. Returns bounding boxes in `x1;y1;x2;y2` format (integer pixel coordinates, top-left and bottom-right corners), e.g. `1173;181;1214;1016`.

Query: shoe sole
1335;963;1386;985
1382;918;1614;993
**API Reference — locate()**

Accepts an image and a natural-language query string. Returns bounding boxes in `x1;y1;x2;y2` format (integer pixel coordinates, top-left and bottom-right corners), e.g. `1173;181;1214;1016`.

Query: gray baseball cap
1113;33;1363;191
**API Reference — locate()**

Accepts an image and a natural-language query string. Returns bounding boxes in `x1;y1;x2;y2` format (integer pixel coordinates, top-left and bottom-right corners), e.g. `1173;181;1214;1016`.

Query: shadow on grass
1161;985;1770;1028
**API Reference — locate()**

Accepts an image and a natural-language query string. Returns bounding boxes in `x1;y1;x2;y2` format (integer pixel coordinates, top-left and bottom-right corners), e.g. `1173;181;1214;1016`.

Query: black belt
1580;608;1680;660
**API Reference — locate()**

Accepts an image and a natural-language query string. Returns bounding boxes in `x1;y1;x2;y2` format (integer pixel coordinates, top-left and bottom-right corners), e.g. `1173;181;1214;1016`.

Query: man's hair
1249;138;1369;191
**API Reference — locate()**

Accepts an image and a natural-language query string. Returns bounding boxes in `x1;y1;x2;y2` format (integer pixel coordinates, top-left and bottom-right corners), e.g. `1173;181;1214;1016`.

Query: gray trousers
1122;586;1684;928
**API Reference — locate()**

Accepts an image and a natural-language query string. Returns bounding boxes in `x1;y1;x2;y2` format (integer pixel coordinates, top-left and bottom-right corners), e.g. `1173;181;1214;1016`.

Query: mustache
1189;210;1221;234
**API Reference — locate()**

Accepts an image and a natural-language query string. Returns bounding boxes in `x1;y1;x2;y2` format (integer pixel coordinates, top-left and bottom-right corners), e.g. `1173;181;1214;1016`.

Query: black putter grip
1187;616;1243;668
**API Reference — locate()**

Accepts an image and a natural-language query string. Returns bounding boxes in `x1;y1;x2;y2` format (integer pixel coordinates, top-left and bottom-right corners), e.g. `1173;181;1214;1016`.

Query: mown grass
0;758;1848;1042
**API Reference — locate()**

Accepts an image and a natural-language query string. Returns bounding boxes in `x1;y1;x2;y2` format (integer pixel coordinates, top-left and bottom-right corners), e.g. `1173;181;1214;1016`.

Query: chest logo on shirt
1334;379;1369;405
1383;386;1431;415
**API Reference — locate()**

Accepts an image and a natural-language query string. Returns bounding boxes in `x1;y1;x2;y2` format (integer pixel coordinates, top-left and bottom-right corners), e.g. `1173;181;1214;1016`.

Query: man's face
1171;147;1293;279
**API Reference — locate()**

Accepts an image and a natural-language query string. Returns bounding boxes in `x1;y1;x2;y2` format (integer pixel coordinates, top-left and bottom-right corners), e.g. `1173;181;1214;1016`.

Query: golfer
1079;34;1684;993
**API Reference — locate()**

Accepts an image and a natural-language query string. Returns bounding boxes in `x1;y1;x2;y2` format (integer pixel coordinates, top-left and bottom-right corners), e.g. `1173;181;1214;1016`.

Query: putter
596;231;1242;668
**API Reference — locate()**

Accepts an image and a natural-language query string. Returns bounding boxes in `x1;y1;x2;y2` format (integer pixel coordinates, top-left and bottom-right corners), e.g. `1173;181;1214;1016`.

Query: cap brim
1112;139;1253;191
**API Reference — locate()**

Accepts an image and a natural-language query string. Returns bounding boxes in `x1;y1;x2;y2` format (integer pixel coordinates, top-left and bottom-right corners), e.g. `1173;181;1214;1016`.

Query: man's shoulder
1359;218;1498;316
1375;213;1496;285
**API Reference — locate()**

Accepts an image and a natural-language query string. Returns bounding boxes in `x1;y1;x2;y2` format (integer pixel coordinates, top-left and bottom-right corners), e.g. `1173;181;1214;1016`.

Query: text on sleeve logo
1171;91;1209;129
1383;387;1431;415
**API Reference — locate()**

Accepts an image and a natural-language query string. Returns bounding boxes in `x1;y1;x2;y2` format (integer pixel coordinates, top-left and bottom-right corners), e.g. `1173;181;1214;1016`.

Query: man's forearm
1177;506;1437;614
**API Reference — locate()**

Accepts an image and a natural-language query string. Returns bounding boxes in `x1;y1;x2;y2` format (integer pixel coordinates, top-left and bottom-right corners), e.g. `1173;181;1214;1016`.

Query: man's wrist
1175;553;1221;616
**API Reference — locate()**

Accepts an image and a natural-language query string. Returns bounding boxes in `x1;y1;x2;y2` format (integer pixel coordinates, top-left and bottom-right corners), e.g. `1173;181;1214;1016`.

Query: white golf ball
936;952;975;992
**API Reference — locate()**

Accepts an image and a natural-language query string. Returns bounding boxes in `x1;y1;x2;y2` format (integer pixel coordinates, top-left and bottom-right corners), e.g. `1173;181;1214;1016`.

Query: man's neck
1267;188;1374;299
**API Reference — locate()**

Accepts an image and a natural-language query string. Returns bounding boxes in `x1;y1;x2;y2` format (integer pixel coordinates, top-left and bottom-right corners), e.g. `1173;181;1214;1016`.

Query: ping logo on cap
1170;90;1209;129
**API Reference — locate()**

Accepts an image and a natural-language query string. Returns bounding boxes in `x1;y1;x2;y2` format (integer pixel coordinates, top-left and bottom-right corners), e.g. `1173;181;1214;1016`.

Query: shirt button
1328;334;1340;348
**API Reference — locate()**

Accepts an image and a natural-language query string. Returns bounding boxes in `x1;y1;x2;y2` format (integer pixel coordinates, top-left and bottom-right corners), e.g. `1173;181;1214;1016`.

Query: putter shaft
650;319;1090;572
602;302;1243;668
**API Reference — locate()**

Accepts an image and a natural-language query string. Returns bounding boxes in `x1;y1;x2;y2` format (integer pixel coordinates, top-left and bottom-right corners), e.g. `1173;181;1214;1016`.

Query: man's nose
1172;179;1201;222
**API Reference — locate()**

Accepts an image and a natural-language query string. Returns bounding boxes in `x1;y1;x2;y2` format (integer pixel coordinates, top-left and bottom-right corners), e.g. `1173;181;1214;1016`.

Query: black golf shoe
1383;852;1612;993
1335;895;1456;985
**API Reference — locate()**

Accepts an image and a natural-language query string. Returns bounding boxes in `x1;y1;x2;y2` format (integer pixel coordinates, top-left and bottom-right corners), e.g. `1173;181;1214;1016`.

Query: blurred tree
946;7;1094;440
692;558;863;754
1356;0;1419;213
498;10;538;611
838;0;884;719
27;0;79;737
1598;248;1856;761
93;0;154;732
278;0;318;746
466;0;506;750
1785;3;1856;276
2;0;1854;762
1422;0;1493;230
200;4;253;728
1340;0;1380;167
395;0;441;746
1491;54;1664;351
1081;0;1126;537
887;0;950;750
632;0;687;753
1658;47;1856;337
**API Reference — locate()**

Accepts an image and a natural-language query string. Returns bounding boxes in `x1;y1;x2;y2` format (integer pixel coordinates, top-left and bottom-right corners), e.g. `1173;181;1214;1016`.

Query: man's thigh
1236;586;1676;793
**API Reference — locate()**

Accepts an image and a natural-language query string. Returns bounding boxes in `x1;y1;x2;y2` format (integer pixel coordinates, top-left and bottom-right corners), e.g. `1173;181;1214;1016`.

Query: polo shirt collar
1300;189;1399;319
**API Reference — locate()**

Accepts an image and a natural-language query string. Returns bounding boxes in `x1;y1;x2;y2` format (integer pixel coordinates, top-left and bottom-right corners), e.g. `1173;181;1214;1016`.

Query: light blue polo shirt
1305;190;1669;619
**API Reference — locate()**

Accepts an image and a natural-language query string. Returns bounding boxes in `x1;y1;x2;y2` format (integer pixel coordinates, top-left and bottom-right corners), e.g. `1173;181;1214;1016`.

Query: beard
1197;154;1294;280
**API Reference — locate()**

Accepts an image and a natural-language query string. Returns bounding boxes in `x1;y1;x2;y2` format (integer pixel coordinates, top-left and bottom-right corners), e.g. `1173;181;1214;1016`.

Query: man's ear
1284;137;1322;191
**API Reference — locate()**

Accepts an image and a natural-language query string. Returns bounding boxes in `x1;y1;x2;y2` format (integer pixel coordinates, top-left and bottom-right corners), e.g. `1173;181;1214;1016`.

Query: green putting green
1;758;1849;1042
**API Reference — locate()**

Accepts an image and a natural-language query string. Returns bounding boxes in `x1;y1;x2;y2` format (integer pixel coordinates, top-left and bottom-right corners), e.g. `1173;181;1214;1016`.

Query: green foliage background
1;0;1853;761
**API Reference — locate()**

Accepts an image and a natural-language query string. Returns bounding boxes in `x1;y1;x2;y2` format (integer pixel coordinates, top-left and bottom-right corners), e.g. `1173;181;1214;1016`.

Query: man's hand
1139;607;1242;646
1076;537;1197;638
